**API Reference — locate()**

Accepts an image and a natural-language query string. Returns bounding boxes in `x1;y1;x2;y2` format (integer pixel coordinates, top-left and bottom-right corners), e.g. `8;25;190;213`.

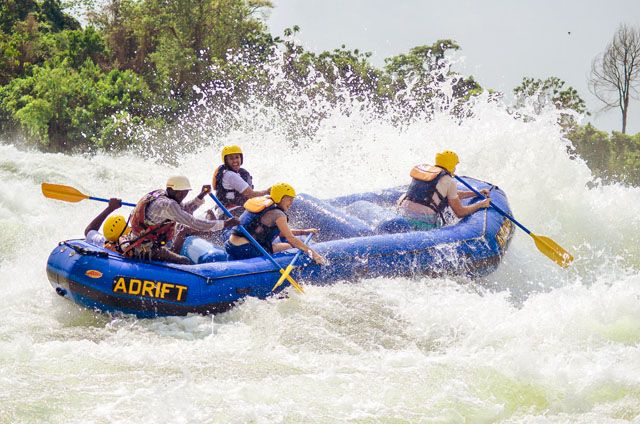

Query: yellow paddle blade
41;183;90;203
531;233;574;268
272;265;293;292
272;265;304;294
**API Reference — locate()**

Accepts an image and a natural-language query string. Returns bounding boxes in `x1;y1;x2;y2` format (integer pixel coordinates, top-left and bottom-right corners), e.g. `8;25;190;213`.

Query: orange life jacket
103;240;123;254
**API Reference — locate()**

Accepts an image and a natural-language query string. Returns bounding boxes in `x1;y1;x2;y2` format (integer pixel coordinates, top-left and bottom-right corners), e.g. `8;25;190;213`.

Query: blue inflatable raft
46;177;515;318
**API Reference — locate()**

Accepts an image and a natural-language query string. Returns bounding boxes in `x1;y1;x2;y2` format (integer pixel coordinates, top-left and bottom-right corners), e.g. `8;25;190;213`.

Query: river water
1;94;639;423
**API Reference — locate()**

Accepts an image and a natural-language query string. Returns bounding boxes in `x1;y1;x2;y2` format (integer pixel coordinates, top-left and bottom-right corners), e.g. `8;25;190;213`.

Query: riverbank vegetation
1;0;638;184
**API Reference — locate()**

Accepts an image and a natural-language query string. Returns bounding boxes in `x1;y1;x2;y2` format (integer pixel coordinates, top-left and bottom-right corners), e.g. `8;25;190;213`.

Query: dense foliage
567;124;640;186
0;0;638;184
0;0;483;153
512;77;640;186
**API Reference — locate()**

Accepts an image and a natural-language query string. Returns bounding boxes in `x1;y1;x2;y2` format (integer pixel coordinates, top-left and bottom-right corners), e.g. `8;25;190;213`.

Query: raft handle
62;241;109;258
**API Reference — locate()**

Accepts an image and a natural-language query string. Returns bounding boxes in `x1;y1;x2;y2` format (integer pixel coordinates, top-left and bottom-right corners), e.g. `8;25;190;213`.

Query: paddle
208;193;305;293
454;175;574;268
272;234;314;292
42;183;136;207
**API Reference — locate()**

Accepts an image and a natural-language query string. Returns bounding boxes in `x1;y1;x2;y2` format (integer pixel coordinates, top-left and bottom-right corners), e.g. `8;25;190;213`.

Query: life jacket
213;165;254;212
120;190;176;256
404;164;450;223
232;196;286;253
104;240;123;254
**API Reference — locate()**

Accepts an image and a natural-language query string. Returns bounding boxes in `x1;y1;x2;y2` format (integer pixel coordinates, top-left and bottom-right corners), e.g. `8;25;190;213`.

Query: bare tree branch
589;23;640;133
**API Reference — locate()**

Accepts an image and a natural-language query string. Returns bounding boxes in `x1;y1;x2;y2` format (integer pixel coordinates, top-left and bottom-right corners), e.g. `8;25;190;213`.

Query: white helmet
166;175;192;191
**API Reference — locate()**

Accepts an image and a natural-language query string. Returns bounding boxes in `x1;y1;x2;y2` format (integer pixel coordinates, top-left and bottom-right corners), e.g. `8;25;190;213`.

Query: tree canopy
1;1;639;185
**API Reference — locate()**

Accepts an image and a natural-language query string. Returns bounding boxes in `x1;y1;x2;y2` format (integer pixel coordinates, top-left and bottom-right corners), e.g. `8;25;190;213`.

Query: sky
266;0;640;134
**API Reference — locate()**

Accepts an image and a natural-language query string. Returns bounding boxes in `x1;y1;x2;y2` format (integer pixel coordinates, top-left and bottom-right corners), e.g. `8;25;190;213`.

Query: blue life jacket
232;202;286;253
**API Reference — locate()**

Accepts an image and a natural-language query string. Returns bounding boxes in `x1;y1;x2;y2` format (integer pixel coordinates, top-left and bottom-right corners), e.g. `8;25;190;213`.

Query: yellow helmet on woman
270;182;296;203
435;150;459;174
103;215;130;242
221;145;243;164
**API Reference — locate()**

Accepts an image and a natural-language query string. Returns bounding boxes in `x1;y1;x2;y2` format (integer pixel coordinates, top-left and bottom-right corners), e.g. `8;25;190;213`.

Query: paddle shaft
208;193;288;270
89;196;136;208
454;176;530;235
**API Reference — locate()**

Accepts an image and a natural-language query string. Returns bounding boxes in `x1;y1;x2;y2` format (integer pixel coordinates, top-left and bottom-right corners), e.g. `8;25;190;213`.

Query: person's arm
291;228;319;236
225;172;269;199
275;216;326;264
444;178;489;218
161;199;232;232
84;198;122;236
458;189;490;200
449;196;490;218
240;186;270;198
182;185;211;214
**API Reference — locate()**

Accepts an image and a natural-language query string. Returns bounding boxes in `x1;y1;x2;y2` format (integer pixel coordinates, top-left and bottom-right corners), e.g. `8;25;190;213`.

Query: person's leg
404;218;438;231
399;210;440;231
272;242;293;253
151;248;191;264
171;226;190;254
224;240;261;260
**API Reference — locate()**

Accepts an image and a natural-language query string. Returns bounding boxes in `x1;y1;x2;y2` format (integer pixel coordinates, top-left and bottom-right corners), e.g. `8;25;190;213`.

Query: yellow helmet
103;215;130;242
270;182;296;203
435;150;459;174
221;145;243;164
166;175;192;191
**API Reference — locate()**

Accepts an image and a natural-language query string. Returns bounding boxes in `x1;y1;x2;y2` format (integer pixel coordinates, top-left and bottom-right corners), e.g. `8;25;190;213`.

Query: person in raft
84;198;130;252
397;150;491;230
120;175;239;264
207;145;271;219
224;182;326;264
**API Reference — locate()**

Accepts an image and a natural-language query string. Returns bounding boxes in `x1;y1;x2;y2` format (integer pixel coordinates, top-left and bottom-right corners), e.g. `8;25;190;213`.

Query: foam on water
1;85;639;422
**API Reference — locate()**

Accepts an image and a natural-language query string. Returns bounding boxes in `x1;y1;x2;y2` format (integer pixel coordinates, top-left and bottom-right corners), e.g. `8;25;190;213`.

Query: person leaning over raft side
84;197;130;252
224;182;326;264
120;175;239;264
207;145;271;219
397;150;491;230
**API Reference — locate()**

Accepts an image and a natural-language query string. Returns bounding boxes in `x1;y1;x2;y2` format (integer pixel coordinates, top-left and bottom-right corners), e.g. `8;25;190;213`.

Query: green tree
384;40;481;120
92;0;273;100
514;77;587;114
567;124;640;185
0;0;79;33
513;76;588;128
0;60;151;151
53;26;107;68
0;0;39;33
0;0;82;84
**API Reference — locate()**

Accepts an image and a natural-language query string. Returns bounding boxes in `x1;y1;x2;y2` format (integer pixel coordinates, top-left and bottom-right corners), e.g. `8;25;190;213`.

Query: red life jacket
121;190;176;256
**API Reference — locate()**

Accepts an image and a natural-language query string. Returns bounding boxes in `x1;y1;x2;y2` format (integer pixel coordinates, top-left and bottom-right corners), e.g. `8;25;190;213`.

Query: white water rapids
1;95;640;423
